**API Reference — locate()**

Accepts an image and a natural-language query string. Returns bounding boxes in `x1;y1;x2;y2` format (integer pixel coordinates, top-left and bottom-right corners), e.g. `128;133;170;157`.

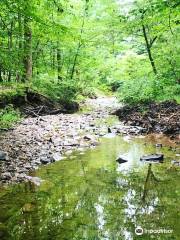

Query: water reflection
0;135;179;240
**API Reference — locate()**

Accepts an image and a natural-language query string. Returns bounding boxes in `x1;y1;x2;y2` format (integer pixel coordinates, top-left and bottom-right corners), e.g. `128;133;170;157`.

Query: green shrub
32;77;79;103
79;86;97;98
118;77;155;105
108;80;123;92
118;76;180;105
0;105;21;129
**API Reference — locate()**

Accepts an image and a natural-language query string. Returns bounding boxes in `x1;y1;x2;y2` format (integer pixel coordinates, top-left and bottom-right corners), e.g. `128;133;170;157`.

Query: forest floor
0;96;179;184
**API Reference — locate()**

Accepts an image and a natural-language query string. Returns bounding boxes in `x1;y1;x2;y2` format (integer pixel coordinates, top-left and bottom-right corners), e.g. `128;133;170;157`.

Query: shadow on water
0;135;180;240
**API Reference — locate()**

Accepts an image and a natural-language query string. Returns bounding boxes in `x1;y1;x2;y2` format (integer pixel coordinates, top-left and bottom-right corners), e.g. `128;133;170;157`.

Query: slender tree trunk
69;0;89;80
8;21;13;81
70;42;82;80
16;11;23;81
23;16;32;82
51;45;56;70
142;24;157;75
57;42;62;80
0;67;3;82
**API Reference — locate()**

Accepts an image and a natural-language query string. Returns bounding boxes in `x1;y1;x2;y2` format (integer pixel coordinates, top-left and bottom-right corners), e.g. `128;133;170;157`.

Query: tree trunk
23;16;32;82
142;24;157;75
57;43;62;80
70;42;81;80
8;21;13;81
0;67;3;82
16;11;23;81
69;0;89;80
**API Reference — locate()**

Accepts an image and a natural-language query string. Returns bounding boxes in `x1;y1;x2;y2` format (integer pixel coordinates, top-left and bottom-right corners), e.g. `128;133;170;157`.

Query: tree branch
149;36;157;48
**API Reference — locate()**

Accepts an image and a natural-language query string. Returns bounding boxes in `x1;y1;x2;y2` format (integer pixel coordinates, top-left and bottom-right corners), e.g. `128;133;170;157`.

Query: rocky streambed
0;97;146;184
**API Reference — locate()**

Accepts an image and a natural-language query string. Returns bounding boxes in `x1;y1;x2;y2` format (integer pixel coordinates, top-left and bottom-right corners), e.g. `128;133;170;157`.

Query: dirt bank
114;101;180;140
0;89;79;119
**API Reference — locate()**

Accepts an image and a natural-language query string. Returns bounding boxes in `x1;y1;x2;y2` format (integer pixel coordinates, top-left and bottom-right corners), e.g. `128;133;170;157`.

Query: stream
0;97;180;240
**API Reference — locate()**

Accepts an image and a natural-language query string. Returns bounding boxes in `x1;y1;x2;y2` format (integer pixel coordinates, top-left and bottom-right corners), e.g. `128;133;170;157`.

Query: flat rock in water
140;154;164;162
116;157;128;164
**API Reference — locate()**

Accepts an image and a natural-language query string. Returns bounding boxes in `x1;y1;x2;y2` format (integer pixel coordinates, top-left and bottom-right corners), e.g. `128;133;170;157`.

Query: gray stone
51;153;63;162
24;163;32;170
140;154;164;162
40;157;50;164
0;151;8;161
1;172;12;180
171;160;180;166
156;143;162;148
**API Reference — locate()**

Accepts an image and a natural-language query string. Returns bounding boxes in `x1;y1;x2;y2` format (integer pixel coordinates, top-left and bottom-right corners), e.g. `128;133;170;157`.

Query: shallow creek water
0;134;180;240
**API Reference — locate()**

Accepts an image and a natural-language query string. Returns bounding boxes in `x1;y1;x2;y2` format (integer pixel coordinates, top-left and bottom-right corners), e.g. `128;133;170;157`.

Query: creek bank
0;89;79;122
114;101;180;140
0;97;123;184
1;97;179;184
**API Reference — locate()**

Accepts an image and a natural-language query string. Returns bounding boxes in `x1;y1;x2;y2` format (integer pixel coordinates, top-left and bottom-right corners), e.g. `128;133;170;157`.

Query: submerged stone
140;154;164;162
116;157;128;164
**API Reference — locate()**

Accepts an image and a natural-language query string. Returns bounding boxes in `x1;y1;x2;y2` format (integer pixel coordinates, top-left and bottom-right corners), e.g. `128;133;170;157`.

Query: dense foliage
117;0;180;104
0;0;179;114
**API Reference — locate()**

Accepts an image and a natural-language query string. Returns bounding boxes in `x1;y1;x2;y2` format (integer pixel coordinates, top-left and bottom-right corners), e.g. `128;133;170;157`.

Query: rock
51;153;63;162
25;176;43;186
108;127;112;133
65;150;73;155
171;160;180;166
116;157;128;164
24;163;32;170
17;173;27;180
156;143;162;148
18;168;28;173
40;157;50;164
1;172;12;180
140;154;164;162
0;151;8;161
84;135;94;141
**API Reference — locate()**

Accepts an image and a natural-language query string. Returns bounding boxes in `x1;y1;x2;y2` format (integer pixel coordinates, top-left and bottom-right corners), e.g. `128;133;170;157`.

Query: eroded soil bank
114;101;180;140
0;89;79;121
